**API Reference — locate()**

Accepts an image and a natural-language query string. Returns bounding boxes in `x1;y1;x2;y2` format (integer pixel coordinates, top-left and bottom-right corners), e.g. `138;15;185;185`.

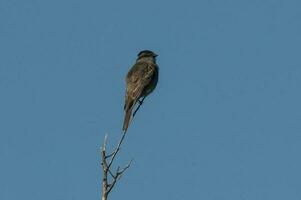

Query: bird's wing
125;62;156;109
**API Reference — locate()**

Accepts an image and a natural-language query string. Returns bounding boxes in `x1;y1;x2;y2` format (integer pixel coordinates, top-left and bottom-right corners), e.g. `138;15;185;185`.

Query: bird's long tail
123;97;135;133
123;107;133;133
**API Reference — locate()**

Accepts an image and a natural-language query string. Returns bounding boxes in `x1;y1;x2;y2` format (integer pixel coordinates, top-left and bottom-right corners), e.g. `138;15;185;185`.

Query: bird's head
137;50;158;60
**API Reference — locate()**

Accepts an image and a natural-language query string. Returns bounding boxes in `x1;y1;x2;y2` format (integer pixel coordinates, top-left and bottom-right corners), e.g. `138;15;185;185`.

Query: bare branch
105;151;115;159
100;132;132;200
101;134;108;166
108;132;126;169
101;134;109;200
119;159;133;176
107;167;119;194
108;169;115;178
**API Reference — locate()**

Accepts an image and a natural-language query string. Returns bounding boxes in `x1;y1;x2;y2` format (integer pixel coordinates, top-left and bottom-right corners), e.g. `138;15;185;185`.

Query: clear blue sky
1;0;301;199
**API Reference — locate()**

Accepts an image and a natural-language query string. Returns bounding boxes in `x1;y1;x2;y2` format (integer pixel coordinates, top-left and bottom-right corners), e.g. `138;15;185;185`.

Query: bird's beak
154;54;158;57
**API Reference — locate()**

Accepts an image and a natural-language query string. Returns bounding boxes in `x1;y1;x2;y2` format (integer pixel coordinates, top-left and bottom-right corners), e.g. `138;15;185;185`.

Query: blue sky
1;0;301;199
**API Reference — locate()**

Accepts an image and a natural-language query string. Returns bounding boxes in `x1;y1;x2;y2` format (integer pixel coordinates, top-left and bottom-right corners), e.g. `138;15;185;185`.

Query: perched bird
123;50;159;133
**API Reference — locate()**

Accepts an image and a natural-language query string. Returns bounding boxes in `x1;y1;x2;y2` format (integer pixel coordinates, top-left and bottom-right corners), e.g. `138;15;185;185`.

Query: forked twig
101;132;132;200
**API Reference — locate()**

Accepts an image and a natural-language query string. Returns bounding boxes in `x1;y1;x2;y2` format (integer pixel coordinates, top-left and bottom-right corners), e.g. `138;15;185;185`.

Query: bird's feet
138;99;144;105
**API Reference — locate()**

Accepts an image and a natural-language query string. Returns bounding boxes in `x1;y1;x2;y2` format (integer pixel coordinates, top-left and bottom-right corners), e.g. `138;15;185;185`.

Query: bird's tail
123;97;135;133
123;107;133;133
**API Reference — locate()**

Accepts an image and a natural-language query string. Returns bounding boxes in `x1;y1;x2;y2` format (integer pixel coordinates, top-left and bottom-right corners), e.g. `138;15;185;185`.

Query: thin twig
105;152;115;159
118;159;133;176
108;169;115;178
108;132;126;169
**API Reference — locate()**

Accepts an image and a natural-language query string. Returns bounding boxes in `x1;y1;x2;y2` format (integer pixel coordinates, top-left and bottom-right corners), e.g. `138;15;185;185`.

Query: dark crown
137;50;158;57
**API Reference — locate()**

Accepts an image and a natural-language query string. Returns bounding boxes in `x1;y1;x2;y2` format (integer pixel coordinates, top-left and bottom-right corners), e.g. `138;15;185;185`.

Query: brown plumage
122;50;159;133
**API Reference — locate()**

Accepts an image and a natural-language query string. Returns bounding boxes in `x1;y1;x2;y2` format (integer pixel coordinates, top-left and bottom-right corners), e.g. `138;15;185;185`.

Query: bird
122;50;159;133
